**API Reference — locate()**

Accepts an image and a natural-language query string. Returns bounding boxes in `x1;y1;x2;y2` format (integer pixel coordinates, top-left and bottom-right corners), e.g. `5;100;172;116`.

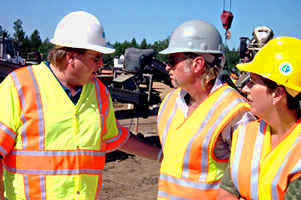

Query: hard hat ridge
50;10;115;54
160;20;224;55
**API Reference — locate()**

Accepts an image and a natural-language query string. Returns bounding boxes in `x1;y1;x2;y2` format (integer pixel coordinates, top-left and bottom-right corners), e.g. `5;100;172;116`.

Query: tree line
0;19;239;74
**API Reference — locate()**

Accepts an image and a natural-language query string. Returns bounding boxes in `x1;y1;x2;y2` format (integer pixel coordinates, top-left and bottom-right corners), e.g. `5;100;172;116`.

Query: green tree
140;38;149;49
151;38;169;63
12;19;28;57
130;38;138;48
13;19;25;42
224;46;240;74
39;38;53;60
30;29;42;52
0;25;10;38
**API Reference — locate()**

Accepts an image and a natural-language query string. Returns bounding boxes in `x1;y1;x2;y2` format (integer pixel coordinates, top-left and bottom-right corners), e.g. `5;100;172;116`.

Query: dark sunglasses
166;55;190;67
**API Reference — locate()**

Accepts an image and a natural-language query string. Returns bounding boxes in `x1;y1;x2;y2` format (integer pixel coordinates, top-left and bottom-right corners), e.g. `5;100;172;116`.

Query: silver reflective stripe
271;135;301;200
158;190;191;200
290;160;301;174
231;123;247;194
95;79;105;136
271;157;288;200
0;146;7;157
104;87;110;117
250;120;266;200
0;123;16;140
11;72;28;149
24;175;30;200
106;130;131;153
157;90;175;145
161;103;178;149
40;176;46;200
0;122;16;155
94;79;127;148
160;173;220;190
11;150;105;156
182;88;232;178
200;98;245;181
182;88;231;181
5;166;103;175
28;66;45;150
11;67;45;150
96;178;103;200
157;90;175;123
23;175;47;199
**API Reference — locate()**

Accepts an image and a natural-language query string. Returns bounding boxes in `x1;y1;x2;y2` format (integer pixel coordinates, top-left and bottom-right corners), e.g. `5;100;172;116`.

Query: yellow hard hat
237;36;301;93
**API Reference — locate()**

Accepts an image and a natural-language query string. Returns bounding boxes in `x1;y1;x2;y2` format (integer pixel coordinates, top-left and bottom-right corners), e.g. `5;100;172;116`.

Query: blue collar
44;61;82;104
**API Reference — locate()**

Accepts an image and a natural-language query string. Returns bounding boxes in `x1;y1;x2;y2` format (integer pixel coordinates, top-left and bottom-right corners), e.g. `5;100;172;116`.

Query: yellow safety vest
157;85;249;199
230;120;301;200
0;63;129;199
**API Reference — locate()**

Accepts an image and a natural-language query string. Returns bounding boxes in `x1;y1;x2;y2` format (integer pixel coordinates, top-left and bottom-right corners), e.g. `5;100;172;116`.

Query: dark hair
261;76;278;90
287;92;301;118
262;76;301;117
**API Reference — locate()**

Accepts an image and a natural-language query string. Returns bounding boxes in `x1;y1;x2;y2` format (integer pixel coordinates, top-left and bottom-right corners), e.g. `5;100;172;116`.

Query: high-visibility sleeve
102;91;129;152
0;75;20;157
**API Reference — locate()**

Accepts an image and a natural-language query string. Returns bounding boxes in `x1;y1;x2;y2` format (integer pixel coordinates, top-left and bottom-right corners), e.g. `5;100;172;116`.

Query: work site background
0;19;240;74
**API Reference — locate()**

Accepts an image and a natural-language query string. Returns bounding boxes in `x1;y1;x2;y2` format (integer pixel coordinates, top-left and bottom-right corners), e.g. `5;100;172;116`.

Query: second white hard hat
50;11;115;54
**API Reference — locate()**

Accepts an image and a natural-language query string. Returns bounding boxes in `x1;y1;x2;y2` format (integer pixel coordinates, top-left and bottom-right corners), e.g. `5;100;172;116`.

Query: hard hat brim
237;62;271;79
236;62;254;74
50;39;115;54
159;47;223;55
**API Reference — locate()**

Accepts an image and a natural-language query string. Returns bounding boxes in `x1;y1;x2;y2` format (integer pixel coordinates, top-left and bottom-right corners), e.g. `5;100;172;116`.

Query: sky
0;0;300;50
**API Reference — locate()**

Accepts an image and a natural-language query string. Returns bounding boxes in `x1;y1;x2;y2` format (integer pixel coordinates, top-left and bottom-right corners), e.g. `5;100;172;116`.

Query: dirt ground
101;153;161;200
100;82;172;200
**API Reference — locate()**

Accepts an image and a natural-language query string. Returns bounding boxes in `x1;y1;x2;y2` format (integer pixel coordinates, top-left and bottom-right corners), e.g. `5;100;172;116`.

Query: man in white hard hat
156;20;254;199
0;11;160;200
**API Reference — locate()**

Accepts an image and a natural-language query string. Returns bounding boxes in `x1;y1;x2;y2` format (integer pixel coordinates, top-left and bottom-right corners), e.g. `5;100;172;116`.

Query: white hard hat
160;20;224;55
50;11;115;54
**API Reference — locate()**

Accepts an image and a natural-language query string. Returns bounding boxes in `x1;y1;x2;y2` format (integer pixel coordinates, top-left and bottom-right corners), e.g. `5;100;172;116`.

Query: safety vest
157;85;249;200
0;63;129;199
230;120;301;200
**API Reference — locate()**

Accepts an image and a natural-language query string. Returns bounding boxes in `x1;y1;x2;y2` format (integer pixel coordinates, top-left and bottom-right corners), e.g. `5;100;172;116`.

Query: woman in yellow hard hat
217;37;301;200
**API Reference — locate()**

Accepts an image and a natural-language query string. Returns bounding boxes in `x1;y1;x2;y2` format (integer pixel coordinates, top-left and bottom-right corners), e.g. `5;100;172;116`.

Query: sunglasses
85;52;103;64
166;55;190;67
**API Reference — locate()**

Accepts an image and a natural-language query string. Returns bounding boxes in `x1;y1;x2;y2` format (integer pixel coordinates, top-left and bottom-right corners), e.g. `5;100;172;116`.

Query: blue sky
1;0;300;50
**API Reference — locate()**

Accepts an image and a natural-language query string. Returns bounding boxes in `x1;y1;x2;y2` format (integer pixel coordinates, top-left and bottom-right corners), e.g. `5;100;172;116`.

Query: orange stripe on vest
4;150;105;174
11;66;45;150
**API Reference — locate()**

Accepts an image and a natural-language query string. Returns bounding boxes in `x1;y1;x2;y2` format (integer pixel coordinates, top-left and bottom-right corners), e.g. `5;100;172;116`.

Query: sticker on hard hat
279;63;292;75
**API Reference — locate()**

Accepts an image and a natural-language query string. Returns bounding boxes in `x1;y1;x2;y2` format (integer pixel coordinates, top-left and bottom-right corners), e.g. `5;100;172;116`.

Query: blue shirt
44;61;82;104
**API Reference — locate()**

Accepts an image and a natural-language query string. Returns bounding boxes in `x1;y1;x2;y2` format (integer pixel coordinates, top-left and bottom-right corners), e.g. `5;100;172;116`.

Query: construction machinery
0;35;25;81
98;47;172;118
236;26;274;89
239;26;274;63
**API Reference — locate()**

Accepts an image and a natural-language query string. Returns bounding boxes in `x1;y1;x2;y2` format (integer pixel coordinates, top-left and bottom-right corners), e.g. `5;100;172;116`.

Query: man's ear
66;51;74;64
272;86;286;105
192;56;205;73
